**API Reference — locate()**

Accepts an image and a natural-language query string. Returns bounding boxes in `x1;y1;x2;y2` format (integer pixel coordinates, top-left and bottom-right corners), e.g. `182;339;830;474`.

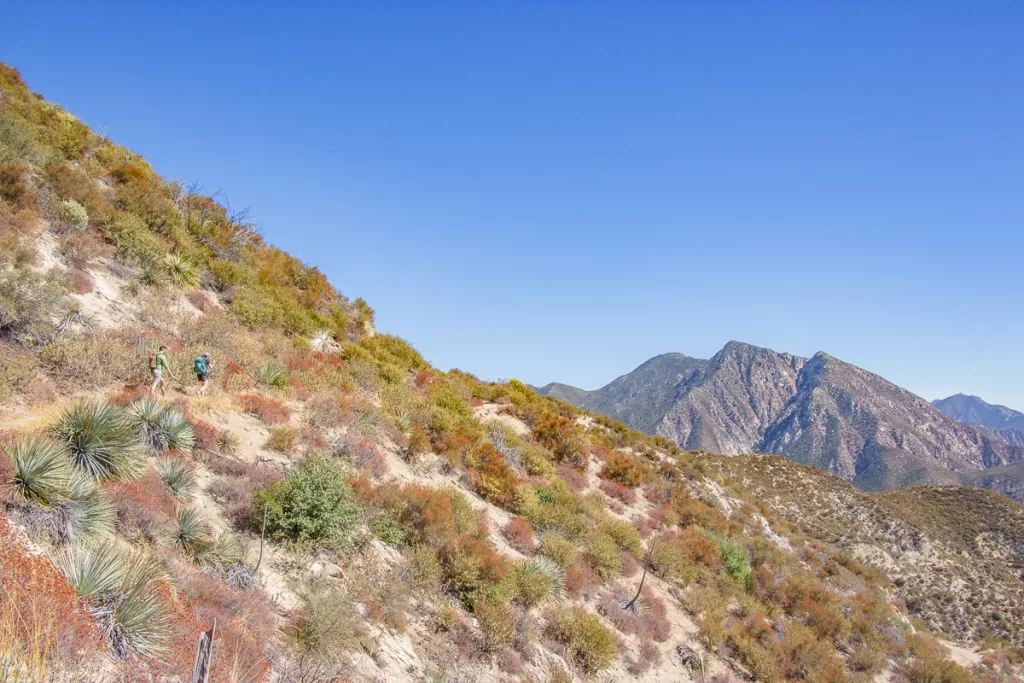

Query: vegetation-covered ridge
0;60;1021;682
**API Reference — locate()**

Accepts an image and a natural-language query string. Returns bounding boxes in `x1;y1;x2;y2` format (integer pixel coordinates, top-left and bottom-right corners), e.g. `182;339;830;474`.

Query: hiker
149;345;177;397
194;352;213;395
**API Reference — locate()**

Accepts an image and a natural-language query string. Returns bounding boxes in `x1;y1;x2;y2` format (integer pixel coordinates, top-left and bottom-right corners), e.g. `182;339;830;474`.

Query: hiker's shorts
152;370;163;382
196;373;209;382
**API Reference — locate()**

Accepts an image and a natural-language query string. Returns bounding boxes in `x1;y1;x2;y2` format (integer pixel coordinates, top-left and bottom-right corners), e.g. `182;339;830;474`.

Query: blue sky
4;2;1023;410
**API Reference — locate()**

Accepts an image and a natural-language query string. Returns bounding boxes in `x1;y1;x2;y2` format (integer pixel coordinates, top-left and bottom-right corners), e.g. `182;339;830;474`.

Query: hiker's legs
198;377;207;395
149;373;160;397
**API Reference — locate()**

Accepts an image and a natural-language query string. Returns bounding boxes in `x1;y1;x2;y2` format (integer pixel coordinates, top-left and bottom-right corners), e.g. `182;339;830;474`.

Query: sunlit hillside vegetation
0;61;1021;682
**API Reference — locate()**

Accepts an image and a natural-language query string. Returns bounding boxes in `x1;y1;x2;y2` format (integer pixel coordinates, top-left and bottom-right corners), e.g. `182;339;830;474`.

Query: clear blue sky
5;2;1023;410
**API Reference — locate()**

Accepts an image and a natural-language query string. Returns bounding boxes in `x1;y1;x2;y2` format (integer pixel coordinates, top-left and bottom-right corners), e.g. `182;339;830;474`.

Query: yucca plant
172;506;213;562
47;475;116;544
154;456;196;500
392;409;413;436
56;544;169;659
509;556;566;608
161;252;200;289
139;262;164;287
51;401;145;481
6;436;72;505
216;430;239;455
106;550;169;659
194;531;245;570
55;542;124;600
125;399;196;452
258;363;289;389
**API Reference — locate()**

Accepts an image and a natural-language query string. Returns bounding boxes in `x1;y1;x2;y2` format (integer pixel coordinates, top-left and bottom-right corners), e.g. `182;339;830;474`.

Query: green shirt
154;353;169;372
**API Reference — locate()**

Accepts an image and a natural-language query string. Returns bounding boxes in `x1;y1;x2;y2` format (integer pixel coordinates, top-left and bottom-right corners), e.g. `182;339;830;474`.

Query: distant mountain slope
933;394;1024;447
540;343;1024;499
933;393;1024;430
534;352;707;433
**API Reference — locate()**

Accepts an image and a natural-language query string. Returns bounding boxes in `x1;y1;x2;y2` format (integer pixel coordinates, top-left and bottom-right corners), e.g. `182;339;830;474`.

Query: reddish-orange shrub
0;511;102;673
238;393;291;425
503;518;536;555
191;419;219;453
533;413;588;469
468;443;520;508
565;556;601;600
105;470;177;540
338;433;389;478
600;478;637;505
600;451;642;488
108;383;148;407
557;464;587;493
224;360;246;376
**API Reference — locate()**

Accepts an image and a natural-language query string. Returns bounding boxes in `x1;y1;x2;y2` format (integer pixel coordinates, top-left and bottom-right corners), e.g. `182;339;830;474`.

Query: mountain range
933;393;1024;447
537;341;1024;501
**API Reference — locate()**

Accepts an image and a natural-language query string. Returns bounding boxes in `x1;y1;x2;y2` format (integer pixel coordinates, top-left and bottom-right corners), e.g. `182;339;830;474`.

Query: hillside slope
541;343;1024;499
1;61;1022;682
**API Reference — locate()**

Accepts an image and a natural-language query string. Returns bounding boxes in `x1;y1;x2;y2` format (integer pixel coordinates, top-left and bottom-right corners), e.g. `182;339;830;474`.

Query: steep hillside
1;61;1021;683
542;343;1024;500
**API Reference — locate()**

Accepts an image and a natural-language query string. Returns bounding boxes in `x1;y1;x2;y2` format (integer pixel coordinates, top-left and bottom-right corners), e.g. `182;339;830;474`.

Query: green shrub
474;596;515;652
259;363;289;389
51;401;145;481
548;606;618;674
717;538;752;584
583;531;621;581
539;533;576;568
252;455;360;550
599;518;643;555
105;212;167;264
58;198;89;228
266;426;299;453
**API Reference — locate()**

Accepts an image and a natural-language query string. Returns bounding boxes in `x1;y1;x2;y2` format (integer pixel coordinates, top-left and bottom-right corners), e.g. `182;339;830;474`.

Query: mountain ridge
538;343;1024;500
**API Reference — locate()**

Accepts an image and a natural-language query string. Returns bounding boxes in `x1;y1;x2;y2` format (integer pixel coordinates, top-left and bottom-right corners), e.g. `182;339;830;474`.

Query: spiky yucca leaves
259;363;289;389
52;401;145;481
105;550;169;659
508;556;566;608
55;541;123;599
155;456;196;500
6;436;72;505
47;473;116;544
56;544;169;659
125;399;196;452
139;262;163;287
161;253;200;289
216;430;240;454
172;506;212;559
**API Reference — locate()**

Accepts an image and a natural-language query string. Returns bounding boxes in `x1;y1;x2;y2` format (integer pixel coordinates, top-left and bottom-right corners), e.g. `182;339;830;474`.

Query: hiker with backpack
149;345;177;397
194;352;214;396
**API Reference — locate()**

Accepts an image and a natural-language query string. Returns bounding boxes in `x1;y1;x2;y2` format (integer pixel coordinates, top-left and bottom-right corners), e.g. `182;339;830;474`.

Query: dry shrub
266;426;299;453
105;469;177;540
556;464;587;493
166;562;275;682
22;372;59;406
191;419;219;453
546;606;618;675
68;268;94;293
107;383;149;407
497;647;525;676
299;426;329;450
600;478;636;505
0;510;102;679
59;229;111;269
467;442;520;508
626;639;662;675
503;517;536;555
39;333;142;389
533;413;588;469
565;556;601;600
600;450;642;488
238;393;291;425
186;290;215;313
208;460;280;529
336;432;388;478
304;392;353;430
475;596;515;652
